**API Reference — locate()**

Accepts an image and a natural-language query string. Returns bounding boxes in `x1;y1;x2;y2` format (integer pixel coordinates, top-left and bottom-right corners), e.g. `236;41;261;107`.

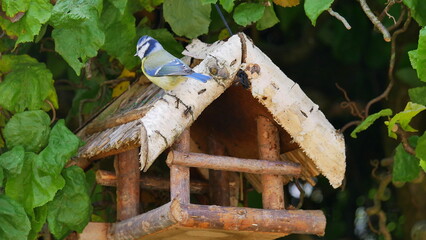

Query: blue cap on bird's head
135;35;163;59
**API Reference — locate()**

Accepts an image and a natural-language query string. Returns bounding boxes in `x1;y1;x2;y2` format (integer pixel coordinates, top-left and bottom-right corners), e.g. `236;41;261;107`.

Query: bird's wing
153;58;194;76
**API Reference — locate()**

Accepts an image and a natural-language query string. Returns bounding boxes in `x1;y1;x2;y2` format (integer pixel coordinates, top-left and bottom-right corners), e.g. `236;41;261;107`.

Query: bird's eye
137;46;142;51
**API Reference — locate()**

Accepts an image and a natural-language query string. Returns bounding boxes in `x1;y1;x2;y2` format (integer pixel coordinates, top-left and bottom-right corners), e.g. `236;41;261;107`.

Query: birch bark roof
72;33;346;188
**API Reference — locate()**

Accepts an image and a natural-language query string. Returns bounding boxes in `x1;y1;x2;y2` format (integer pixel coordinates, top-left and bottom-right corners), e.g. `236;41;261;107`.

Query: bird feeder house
70;33;346;240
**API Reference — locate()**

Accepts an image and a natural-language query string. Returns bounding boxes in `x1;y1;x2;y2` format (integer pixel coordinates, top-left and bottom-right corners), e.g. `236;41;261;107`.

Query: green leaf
2;111;51;152
50;0;105;75
416;132;426;171
100;1;138;69
106;0;127;15
163;0;211;38
408;27;426;82
256;5;280;30
1;0;30;17
350;109;393;138
0;0;52;45
304;0;334;26
47;166;93;239
136;28;184;57
387;102;426;139
0;168;3;187
0;146;25;175
201;0;217;4
409;87;426;105
0;55;58;113
233;3;265;27
420;159;426;172
220;0;235;13
38;120;82;175
403;0;426;26
393;136;420;182
5;152;65;213
0;195;31;240
27;205;47;240
5;120;81;212
138;0;164;12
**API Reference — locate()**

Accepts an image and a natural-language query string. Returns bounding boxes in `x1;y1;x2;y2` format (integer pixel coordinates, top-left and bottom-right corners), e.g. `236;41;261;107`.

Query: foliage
0;0;426;239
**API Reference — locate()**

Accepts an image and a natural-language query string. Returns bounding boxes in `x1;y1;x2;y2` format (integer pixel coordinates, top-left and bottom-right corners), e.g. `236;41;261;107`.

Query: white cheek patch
138;44;149;58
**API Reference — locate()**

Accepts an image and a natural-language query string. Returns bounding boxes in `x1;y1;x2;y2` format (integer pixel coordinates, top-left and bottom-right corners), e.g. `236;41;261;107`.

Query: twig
364;11;411;116
340;120;362;133
45;99;56;124
357;0;391;42
328;8;352;30
387;6;406;32
393;124;416;155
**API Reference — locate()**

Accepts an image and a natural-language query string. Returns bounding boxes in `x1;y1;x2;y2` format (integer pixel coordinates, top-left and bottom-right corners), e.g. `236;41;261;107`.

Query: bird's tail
187;72;211;83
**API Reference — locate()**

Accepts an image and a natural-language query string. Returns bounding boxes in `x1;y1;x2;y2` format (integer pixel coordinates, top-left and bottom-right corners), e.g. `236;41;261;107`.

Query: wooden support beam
108;201;326;239
169;129;190;204
95;170;208;194
257;116;285;210
115;149;140;221
167;151;301;176
208;138;230;206
109;200;180;240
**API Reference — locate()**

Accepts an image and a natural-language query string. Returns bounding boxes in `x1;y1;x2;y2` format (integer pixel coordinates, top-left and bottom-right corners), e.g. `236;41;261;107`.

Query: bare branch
328;8;352;30
364;11;411;115
357;0;391;42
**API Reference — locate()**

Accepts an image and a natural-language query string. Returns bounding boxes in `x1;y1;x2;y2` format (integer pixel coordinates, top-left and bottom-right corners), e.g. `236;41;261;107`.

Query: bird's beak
134;53;138;57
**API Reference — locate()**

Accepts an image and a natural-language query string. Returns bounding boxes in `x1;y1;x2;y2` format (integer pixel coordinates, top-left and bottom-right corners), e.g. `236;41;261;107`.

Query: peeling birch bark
138;35;242;170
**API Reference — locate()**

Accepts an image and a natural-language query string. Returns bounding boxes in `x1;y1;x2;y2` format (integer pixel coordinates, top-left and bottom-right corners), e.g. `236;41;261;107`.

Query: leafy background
0;0;425;239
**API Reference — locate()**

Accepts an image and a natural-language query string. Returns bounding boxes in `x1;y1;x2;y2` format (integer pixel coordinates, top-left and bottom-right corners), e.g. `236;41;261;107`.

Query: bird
135;35;211;90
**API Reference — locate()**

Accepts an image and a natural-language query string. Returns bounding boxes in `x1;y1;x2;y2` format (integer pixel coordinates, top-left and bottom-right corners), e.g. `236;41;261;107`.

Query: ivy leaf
0;195;31;240
2;110;50;153
27;206;48;240
5;120;81;212
136;28;184;57
0;0;52;45
50;0;105;75
47;166;93;239
304;0;334;26
0;146;25;175
0;55;58;113
1;0;29;17
393;136;420;182
409;86;426;105
387;102;426;139
416;132;426;172
350;109;393;138
163;0;211;38
403;0;426;26
408;27;426;82
220;0;235;13
256;5;280;30
100;1;138;69
233;3;265;27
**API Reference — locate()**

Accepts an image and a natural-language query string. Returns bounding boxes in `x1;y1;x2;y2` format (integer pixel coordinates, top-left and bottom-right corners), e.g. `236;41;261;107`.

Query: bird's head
135;35;163;59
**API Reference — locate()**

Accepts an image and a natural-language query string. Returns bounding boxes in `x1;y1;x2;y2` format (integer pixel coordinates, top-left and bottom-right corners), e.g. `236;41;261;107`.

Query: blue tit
135;35;211;90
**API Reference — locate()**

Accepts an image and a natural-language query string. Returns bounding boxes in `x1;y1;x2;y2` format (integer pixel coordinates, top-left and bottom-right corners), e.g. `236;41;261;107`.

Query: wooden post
257;116;284;210
208;138;230;206
169;129;190;204
115;149;140;221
